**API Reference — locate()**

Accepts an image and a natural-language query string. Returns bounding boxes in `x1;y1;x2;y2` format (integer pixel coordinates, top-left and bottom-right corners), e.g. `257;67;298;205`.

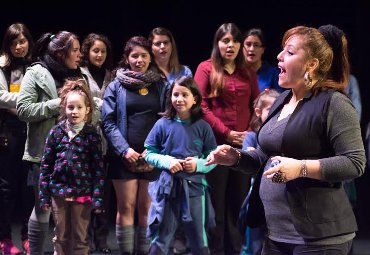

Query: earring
304;71;313;89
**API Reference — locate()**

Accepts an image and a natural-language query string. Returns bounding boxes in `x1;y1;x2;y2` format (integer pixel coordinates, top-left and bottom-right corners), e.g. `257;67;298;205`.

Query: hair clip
50;34;55;40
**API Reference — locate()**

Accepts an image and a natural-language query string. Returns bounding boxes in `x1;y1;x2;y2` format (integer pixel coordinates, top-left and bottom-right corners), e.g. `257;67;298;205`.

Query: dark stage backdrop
1;0;370;231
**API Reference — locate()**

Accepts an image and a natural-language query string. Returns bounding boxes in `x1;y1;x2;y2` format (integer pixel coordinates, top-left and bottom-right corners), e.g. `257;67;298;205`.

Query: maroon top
194;59;259;144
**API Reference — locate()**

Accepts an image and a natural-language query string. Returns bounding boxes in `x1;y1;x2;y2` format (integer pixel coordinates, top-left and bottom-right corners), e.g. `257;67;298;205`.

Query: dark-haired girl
144;76;217;254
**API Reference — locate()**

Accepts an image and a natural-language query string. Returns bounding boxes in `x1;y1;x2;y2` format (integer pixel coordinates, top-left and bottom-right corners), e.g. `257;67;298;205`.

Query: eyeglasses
244;42;263;48
152;40;170;47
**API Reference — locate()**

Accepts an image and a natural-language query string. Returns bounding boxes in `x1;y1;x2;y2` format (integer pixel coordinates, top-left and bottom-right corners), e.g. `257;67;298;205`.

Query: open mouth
278;65;286;75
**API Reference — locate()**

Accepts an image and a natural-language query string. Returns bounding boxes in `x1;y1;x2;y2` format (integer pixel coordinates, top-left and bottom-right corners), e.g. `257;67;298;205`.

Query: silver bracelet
300;160;307;177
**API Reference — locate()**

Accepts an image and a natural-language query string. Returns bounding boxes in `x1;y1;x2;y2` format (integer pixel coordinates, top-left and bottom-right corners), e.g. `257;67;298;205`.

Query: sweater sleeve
89;132;105;210
39;127;57;208
194;61;231;139
319;92;366;181
17;67;60;122
144;146;174;170
0;69;18;109
101;81;130;156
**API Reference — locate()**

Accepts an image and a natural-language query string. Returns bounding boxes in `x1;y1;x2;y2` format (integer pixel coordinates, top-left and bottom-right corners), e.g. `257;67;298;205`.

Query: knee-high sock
136;226;149;254
28;219;49;255
116;224;135;254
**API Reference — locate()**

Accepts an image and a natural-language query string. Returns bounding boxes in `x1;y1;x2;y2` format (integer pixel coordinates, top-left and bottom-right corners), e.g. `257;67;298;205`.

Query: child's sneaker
0;239;22;255
22;239;30;255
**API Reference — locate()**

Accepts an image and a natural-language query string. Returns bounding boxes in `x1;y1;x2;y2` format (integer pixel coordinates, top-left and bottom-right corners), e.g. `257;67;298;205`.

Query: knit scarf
115;68;161;91
42;54;82;88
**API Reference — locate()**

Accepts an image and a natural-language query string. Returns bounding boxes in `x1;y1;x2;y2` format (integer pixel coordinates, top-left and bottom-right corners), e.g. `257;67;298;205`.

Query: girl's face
65;93;90;125
218;32;240;64
128;46;151;72
256;96;276;123
89;40;107;68
243;35;265;65
65;39;81;69
10;33;29;58
151;34;172;64
171;84;196;119
277;35;308;89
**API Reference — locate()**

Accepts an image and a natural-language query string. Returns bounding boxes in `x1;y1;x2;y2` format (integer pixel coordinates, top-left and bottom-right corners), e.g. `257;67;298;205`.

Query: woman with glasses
243;28;284;93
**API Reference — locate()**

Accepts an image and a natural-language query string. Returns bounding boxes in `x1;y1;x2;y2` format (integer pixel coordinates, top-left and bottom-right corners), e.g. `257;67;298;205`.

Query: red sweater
194;60;259;144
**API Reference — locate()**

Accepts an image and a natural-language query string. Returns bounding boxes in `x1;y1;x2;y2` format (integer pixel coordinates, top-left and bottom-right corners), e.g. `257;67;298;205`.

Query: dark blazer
237;89;365;240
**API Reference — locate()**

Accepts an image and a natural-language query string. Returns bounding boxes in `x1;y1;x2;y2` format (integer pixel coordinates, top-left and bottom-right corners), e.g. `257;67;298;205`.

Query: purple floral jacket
39;120;105;209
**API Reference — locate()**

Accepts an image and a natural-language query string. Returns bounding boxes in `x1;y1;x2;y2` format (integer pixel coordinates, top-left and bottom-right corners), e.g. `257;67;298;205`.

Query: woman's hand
94;209;103;214
183;157;197;173
263;156;302;182
124;148;140;163
41;204;50;212
205;144;239;166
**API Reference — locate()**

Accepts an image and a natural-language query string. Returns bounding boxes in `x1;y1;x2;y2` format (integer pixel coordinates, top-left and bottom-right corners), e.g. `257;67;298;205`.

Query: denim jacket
101;78;166;157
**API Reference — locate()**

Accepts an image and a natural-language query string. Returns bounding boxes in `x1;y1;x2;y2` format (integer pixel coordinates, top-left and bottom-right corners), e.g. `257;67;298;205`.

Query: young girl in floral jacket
39;78;105;254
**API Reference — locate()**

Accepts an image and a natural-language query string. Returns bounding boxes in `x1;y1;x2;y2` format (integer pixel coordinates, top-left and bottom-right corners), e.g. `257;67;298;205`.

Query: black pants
0;119;34;241
206;165;250;254
262;237;353;255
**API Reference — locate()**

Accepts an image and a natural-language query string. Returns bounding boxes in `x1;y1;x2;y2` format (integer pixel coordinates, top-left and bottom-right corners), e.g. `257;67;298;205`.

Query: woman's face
65;39;81;69
277;35;308;89
128;46;151;73
151;34;172;64
243;35;265;65
10;33;29;58
89;40;107;68
218;32;240;64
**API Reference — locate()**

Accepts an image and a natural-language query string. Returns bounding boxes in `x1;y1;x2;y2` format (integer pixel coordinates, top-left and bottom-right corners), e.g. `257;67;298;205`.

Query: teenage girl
144;76;217;255
39;79;105;255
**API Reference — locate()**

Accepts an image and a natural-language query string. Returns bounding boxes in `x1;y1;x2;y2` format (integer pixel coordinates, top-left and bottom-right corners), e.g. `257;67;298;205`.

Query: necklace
138;87;149;96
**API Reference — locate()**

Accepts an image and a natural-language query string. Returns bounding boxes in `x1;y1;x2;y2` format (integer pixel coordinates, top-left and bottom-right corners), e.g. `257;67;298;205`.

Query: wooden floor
8;221;370;255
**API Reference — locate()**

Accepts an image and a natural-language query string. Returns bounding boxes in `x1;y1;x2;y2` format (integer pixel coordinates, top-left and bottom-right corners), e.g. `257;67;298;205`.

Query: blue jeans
150;195;209;254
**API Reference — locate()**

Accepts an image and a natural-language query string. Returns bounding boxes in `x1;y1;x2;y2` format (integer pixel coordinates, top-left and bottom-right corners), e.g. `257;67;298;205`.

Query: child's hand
169;159;185;174
183;157;197;173
41;204;50;212
94;209;103;214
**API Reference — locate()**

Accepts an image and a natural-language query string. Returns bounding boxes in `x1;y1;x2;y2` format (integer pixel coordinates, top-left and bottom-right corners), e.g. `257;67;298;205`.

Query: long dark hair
114;36;158;75
1;22;34;68
209;23;250;97
32;31;79;64
161;76;204;122
80;33;113;70
148;27;181;74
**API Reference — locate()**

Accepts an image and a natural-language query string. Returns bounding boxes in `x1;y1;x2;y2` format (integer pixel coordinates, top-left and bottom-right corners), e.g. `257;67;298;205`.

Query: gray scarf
115;68;161;91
